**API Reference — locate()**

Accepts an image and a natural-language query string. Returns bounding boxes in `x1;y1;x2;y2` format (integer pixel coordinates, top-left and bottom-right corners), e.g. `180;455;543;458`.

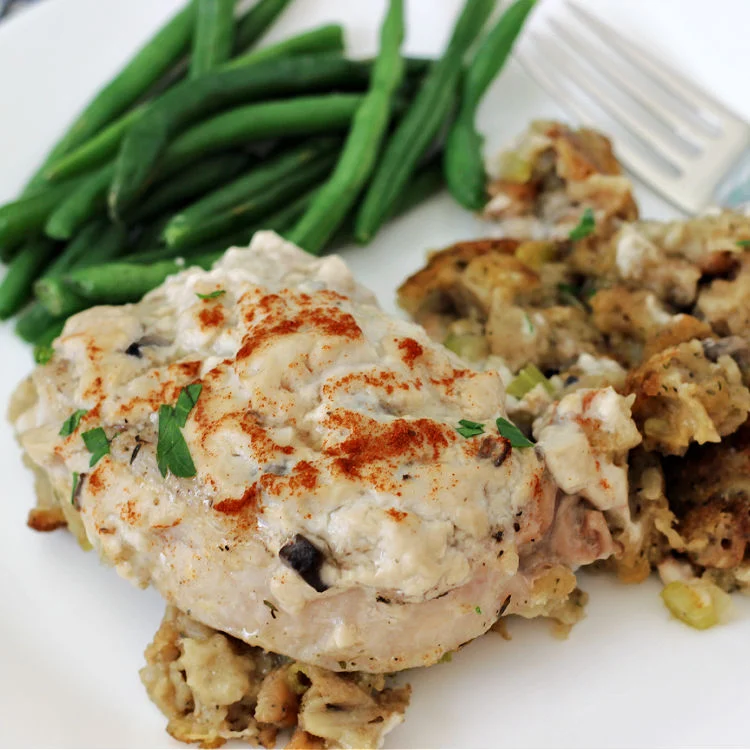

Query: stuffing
642;315;713;361
635;212;750;274
663;424;750;587
483;120;638;240
613;215;750;308
695;253;750;337
398;121;750;602
141;607;410;750
398;237;604;373
610;449;681;584
590;286;676;366
486;302;603;373
613;223;704;307
625;339;750;455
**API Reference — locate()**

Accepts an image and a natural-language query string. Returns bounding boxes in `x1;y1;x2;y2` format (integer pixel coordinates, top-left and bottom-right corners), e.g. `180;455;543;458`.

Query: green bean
288;0;405;255
38;220;108;282
191;0;236;78
22;2;196;195
127;153;249;223
33;319;66;349
256;185;321;235
24;220;113;338
393;158;445;214
159;93;364;179
131;218;171;254
445;0;537;210
32;317;66;364
43;106;148;182
0;238;58;320
0;243;20;263
402;57;433;79
109;55;378;214
354;0;495;242
45;165;114;240
63;188;320;306
233;0;293;53
331;156;444;249
126;235;242;265
130;185;317;264
65;257;214;306
35;222;128;316
227;24;345;69
0;179;82;247
164;140;338;248
44;25;346;184
17;218;141;336
16;303;56;343
38;274;110;316
33;317;66;363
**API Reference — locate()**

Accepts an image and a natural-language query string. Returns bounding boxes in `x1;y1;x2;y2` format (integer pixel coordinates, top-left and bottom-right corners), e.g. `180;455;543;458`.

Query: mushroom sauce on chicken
11;231;639;677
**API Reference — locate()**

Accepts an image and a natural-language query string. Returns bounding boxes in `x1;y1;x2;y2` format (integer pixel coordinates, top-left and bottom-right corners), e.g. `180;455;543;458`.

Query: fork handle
714;146;750;212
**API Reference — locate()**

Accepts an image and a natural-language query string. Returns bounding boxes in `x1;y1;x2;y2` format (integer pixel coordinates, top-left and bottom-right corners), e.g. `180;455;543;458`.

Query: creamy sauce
12;232;639;672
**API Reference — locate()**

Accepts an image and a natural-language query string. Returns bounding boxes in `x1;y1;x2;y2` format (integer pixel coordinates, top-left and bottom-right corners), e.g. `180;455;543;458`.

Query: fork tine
547;17;708;146
533;32;692;170
567;1;738;126
515;40;676;178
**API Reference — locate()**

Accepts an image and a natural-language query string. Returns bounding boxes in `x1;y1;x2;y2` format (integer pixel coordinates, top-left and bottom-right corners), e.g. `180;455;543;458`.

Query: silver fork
516;2;750;214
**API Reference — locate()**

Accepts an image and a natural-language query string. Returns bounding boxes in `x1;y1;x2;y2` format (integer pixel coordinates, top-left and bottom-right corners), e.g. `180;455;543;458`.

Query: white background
1;1;749;747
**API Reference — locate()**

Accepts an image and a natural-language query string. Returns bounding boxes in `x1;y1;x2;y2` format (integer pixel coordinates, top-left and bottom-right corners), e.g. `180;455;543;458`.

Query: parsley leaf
82;427;111;466
456;419;485;438
196;290;226;300
496;417;535;448
70;472;80;506
157;383;202;478
475;605;482;614
173;383;203;428
59;409;88;437
568;208;596;241
738;239;750;248
558;282;589;311
157;405;197;478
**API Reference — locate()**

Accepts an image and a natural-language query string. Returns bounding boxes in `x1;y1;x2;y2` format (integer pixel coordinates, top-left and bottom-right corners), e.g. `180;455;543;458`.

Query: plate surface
1;1;750;747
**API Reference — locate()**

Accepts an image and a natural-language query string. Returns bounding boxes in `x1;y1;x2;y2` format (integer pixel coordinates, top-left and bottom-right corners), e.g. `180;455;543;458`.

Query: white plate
1;1;750;747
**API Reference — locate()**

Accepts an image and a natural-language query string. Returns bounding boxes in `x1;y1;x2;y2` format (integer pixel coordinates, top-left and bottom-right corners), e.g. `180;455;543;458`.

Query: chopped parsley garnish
456;419;485;438
582;285;598;301
82;427;111;467
558;282;588;310
568;208;596;241
34;344;54;365
196;290;226;300
496;417;535;448
523;312;535;334
737;239;750;248
70;472;80;506
475;605;482;615
156;384;202;478
59;409;88;437
173;383;203;428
